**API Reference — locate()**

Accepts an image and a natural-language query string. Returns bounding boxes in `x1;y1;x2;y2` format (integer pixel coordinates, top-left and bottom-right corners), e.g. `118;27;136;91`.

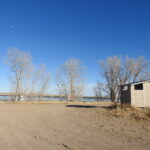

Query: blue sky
0;0;150;95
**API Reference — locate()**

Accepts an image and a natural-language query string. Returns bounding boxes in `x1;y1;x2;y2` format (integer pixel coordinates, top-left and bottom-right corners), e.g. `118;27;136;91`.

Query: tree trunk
111;91;116;102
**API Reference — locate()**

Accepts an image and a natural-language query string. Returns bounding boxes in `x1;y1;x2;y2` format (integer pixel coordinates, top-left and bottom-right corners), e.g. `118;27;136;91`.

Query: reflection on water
0;96;110;102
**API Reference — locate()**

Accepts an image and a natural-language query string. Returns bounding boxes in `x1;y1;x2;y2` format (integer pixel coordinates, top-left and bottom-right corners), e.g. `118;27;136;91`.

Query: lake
0;96;110;102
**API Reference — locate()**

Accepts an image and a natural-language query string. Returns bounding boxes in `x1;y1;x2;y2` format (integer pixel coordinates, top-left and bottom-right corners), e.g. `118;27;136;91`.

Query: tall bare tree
56;70;68;99
6;48;32;100
56;58;85;101
100;56;149;102
93;81;103;101
6;48;51;101
35;64;50;99
100;56;121;102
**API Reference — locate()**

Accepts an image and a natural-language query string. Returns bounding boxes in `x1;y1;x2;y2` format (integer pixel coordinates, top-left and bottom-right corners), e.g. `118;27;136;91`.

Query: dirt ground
0;101;149;150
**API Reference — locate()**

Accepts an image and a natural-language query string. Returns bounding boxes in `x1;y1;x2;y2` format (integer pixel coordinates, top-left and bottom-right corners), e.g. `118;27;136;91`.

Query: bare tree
6;48;32;101
6;49;51;101
100;56;121;102
100;56;149;102
36;64;50;99
119;56;150;84
56;70;68;100
93;81;103;101
28;64;50;100
56;58;85;101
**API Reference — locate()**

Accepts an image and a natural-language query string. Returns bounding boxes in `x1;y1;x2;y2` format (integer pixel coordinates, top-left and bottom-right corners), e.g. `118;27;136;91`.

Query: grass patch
108;103;150;122
144;107;150;117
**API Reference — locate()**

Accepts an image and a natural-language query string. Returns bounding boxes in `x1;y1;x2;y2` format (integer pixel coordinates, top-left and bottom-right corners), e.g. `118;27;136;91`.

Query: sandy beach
0;101;149;150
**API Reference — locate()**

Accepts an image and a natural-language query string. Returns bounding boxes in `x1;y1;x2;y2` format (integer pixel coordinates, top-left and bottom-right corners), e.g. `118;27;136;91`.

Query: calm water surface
0;96;110;102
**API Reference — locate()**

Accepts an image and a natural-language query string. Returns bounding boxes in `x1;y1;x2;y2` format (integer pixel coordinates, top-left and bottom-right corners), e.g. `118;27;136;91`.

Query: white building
120;80;150;107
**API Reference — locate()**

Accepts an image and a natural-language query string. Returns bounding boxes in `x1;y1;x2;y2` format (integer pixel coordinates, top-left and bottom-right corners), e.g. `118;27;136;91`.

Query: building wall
131;82;150;107
120;85;131;104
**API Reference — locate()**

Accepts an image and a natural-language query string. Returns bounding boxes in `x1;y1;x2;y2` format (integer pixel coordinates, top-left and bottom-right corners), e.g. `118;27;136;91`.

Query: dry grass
108;103;150;122
144;107;150;117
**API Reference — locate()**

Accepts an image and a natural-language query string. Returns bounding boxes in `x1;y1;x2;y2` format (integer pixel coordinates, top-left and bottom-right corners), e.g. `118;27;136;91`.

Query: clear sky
0;0;150;95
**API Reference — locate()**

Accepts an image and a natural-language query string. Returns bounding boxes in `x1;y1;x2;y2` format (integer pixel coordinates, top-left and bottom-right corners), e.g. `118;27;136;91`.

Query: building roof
119;79;150;87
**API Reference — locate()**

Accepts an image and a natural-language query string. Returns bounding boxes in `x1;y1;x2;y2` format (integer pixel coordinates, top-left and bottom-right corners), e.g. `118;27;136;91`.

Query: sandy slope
0;102;149;150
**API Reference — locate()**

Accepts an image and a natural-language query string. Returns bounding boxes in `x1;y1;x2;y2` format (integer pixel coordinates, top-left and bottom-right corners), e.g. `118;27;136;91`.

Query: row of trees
5;48;150;101
6;48;85;101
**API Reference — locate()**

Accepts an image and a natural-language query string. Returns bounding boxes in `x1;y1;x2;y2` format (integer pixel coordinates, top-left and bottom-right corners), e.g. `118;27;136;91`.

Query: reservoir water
0;95;110;102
